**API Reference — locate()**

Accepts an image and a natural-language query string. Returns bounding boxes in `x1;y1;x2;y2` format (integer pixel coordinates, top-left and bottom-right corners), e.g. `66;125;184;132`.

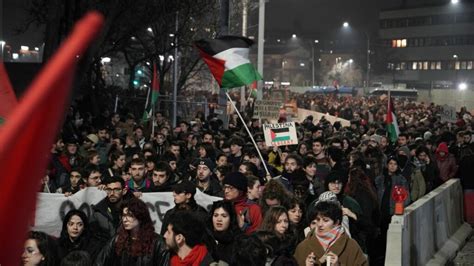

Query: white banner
32;188;222;237
263;122;298;147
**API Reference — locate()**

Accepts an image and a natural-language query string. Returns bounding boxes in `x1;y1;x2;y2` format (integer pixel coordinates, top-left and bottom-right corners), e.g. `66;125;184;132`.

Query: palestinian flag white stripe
213;47;250;70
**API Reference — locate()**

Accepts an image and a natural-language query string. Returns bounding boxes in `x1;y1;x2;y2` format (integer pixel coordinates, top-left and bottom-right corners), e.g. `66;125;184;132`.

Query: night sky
0;0;449;50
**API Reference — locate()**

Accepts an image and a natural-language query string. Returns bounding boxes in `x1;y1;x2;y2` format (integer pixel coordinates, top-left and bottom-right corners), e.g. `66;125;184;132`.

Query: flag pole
151;102;155;137
114;94;119;113
143;85;151;119
225;92;271;179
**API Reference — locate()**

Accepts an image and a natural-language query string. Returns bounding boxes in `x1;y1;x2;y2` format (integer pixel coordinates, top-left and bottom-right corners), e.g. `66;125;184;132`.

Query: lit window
423;61;429;70
418;62;423;70
461;61;467;70
468;61;473;70
430;62;436;70
401;39;407;47
397;40;402;47
436;62;442;70
455;61;460;70
412;62;417;70
401;62;406;70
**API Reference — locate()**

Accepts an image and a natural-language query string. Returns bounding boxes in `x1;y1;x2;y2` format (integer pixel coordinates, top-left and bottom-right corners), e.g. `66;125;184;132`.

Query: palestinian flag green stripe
221;63;261;89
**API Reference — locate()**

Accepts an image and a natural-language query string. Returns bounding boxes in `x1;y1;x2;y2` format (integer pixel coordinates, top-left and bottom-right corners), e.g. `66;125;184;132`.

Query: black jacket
94;233;169;266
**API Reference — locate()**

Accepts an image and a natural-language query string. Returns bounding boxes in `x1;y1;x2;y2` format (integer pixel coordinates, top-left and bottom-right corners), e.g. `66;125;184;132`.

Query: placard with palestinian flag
195;36;262;89
263;122;298;147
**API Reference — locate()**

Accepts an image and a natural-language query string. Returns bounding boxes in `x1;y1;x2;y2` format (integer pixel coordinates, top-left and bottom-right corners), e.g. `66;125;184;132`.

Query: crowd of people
22;92;474;266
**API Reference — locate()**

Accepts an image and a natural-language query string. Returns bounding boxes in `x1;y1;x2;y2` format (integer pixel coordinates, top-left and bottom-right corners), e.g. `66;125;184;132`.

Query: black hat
172;180;196;196
223;172;248;192
194;158;216;171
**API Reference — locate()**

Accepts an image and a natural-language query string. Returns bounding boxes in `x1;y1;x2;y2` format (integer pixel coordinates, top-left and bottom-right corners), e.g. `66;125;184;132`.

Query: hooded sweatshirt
436;142;458;182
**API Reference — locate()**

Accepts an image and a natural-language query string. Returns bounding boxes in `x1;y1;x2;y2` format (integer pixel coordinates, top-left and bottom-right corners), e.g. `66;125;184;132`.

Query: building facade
379;1;474;89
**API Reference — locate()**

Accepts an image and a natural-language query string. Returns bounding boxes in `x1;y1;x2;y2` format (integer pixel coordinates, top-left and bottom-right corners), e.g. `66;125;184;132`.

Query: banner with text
254;100;282;120
440;104;457;123
263;122;298;147
32;188;222;237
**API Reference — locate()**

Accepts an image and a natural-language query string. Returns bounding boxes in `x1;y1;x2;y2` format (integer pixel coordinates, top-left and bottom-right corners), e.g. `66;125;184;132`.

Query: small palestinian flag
386;94;400;143
195;36;262;89
271;128;291;142
142;62;159;123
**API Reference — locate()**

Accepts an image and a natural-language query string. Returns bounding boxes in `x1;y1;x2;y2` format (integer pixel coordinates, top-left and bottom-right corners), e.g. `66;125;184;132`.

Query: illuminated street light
458;82;467;90
451;0;459;4
34;47;39;51
147;27;153;33
101;57;111;64
453;54;458;59
20;46;29;51
343;22;349;28
349;59;354;63
314;40;319;43
292;34;297;38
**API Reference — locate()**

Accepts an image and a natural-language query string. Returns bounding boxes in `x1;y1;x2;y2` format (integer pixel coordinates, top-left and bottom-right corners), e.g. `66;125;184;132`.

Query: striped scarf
315;225;344;251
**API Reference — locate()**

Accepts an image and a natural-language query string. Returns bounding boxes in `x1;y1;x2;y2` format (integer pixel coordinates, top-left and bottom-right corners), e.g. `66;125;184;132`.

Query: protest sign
262;122;298;147
32;188;221;237
254;100;282;120
440;104;457;123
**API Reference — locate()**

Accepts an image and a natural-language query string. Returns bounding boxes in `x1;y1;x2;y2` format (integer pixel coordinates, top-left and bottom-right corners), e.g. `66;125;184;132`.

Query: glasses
121;213;135;221
105;188;122;194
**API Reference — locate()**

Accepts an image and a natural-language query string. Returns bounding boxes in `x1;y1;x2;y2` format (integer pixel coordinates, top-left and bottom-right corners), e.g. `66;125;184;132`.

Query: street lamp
458;82;467;90
292;34;297;38
342;22;370;89
451;0;459;4
0;41;5;60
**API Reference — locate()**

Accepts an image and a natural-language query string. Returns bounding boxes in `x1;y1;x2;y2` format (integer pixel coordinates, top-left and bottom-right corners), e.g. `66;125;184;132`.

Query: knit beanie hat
223;172;248;192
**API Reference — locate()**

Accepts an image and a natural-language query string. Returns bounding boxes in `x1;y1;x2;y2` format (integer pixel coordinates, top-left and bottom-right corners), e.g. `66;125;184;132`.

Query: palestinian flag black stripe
195;36;254;55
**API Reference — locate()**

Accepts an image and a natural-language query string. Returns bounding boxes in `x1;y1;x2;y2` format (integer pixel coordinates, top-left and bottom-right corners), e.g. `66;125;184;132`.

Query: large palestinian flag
386;95;400;143
195;36;262;89
0;63;17;125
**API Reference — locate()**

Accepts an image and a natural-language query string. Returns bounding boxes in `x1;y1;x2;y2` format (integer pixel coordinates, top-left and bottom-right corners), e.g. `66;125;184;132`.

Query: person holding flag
195;35;272;178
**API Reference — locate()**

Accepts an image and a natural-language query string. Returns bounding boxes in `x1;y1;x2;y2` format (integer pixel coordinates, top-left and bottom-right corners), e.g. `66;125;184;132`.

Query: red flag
0;62;17;124
0;12;103;264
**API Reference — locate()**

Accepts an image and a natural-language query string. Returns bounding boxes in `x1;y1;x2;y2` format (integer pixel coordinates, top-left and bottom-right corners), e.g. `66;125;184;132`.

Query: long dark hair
27;231;58;266
59;210;89;248
115;198;156;256
209;200;240;234
345;168;378;203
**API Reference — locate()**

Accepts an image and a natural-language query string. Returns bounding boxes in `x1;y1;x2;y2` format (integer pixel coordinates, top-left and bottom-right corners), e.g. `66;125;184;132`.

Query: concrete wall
417;89;474;110
385;179;472;266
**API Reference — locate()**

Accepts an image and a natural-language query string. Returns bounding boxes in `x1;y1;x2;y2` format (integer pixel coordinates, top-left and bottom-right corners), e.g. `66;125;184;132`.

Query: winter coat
94;233;169;266
375;172;411;216
410;168;426;201
294;231;368;266
90;198;121;241
436;154;458;182
232;196;263;235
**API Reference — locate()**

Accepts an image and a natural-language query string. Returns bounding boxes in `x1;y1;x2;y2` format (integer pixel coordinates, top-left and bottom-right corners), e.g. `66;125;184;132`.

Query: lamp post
342;22;370;89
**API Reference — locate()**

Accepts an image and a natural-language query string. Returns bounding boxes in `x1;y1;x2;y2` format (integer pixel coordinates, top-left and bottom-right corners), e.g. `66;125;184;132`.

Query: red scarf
315;225;344;251
170;244;208;266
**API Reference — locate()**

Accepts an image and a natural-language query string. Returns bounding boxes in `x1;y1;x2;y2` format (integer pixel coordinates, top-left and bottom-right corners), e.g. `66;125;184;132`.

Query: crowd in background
21;91;474;266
